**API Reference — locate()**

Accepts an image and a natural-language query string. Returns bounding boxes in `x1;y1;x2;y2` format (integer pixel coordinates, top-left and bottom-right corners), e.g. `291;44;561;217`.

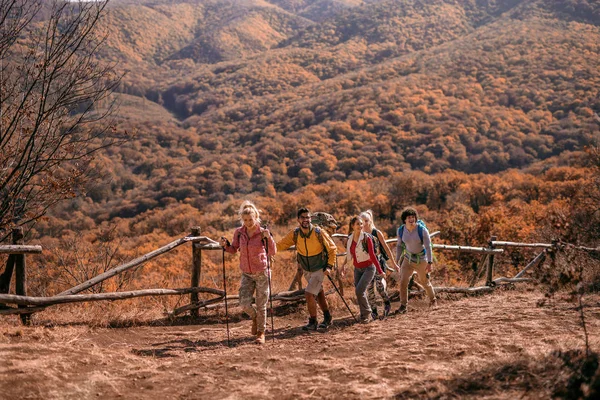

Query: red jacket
225;226;276;274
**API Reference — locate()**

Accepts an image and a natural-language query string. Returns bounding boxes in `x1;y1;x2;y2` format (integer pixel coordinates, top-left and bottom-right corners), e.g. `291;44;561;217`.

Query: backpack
360;232;375;254
397;220;431;260
371;228;389;261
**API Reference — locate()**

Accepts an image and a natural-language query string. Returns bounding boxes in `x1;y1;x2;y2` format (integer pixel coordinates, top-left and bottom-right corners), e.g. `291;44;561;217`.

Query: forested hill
90;0;599;201
26;0;600;290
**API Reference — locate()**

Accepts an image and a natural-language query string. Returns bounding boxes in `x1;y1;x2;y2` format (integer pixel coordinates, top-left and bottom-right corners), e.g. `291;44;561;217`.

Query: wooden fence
1;226;597;325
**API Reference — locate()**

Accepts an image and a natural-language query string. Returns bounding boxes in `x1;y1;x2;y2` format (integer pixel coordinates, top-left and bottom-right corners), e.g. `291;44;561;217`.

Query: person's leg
367;277;378;317
414;260;436;303
306;292;317;317
239;273;258;335
254;272;270;335
376;275;390;302
397;257;413;313
316;289;332;327
355;266;376;321
375;275;391;316
316;289;328;312
303;270;324;330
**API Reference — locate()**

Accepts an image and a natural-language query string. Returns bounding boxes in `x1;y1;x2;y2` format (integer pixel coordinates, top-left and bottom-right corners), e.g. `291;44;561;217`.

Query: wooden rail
0;245;42;254
3;224;591;324
0;287;224;306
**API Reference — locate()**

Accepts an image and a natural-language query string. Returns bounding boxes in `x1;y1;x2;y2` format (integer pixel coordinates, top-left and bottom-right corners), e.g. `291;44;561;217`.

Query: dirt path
1;288;599;399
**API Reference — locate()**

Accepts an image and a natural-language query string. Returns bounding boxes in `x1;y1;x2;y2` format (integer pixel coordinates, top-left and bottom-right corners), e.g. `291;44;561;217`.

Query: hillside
79;0;599;209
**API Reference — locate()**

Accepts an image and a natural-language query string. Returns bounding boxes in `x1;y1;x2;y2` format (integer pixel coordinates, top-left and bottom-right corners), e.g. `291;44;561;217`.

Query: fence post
11;228;30;325
0;255;16;294
190;227;202;318
486;235;497;286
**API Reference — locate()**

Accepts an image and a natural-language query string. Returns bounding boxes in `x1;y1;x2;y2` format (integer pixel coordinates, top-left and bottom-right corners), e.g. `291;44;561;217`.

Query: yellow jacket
277;226;338;272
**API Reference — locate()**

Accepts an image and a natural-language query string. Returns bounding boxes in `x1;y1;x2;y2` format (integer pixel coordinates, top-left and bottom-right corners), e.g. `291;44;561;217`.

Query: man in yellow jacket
277;207;338;331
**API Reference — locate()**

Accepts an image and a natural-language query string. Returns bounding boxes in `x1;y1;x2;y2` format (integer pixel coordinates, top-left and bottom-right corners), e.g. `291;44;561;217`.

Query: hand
426;262;433;273
379;272;386;278
324;268;331;276
262;230;270;240
220;237;229;248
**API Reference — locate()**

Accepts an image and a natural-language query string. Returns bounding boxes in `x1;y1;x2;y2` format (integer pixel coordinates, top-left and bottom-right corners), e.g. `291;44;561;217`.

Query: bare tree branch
0;0;122;235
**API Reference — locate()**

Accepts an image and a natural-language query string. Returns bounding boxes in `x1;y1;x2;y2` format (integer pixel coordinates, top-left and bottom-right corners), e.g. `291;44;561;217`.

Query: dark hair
400;207;418;224
297;207;310;219
348;215;361;233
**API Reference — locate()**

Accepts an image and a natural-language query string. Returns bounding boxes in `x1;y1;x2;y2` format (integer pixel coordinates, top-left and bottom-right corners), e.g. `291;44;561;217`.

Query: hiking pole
221;247;231;347
327;273;358;323
263;235;276;343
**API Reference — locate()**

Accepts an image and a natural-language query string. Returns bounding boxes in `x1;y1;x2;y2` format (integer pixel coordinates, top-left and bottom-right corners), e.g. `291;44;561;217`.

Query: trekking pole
327;266;358;323
263;235;276;343
221;247;231;347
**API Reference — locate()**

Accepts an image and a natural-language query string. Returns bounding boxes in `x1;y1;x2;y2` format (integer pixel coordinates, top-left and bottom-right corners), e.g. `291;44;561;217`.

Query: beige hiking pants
399;256;435;306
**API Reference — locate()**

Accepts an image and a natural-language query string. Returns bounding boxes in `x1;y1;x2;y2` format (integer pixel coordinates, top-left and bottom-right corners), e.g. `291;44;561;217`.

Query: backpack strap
314;226;326;247
371;228;379;253
398;225;405;240
361;232;374;254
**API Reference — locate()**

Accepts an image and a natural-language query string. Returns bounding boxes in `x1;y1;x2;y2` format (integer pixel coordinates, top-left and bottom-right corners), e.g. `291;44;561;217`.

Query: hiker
395;207;437;314
220;201;276;344
346;215;385;323
287;212;341;293
359;210;400;319
277;208;337;331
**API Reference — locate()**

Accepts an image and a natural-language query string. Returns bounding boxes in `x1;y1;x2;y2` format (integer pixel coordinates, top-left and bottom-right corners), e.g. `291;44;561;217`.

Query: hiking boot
396;304;407;315
255;332;265;344
360;316;372;324
318;312;332;330
383;302;391;317
251;315;257;335
302;317;318;331
371;307;378;320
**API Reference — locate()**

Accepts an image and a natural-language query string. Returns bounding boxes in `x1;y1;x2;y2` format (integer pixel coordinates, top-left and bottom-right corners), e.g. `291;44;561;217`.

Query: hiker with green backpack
276;208;338;331
395;207;437;314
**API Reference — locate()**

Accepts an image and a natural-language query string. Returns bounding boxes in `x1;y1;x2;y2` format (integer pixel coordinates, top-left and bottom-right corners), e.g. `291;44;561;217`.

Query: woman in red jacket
345;215;385;323
220;201;276;344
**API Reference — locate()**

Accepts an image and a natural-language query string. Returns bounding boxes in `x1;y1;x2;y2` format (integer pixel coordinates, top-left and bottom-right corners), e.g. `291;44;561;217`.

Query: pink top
225;225;276;274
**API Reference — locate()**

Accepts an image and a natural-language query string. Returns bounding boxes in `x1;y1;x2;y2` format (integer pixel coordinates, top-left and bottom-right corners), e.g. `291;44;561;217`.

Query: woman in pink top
220;201;276;344
345;215;385;323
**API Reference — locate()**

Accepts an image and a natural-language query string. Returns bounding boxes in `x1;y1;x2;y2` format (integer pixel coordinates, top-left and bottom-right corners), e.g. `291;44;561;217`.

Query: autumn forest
1;0;599;298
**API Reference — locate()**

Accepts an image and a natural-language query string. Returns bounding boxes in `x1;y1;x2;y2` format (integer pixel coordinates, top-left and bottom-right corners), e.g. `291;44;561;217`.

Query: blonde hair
238;200;261;225
359;210;375;231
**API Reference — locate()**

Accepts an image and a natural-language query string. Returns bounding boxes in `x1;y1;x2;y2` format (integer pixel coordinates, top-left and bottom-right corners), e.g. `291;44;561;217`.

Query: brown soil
1;287;599;399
